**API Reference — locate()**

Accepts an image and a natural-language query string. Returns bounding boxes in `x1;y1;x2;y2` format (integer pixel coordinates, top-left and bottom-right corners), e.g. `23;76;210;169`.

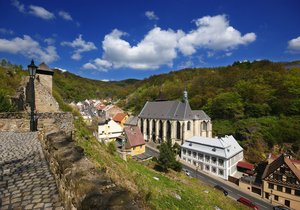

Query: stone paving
0;132;64;210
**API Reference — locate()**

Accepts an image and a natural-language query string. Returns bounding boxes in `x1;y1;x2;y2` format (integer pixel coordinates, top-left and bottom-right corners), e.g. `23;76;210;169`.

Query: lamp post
28;60;37;132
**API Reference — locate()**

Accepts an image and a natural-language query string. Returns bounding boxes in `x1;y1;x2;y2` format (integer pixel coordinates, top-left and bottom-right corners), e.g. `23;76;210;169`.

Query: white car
183;169;191;176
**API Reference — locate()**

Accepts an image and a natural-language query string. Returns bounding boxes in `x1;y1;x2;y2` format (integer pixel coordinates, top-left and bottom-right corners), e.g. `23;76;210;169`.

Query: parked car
273;206;290;210
237;197;258;210
183;169;191;176
214;185;228;196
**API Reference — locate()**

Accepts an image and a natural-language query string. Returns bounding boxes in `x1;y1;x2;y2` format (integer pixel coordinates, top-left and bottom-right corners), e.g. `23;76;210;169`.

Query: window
188;151;191;156
193;152;197;158
202;121;207;130
183;157;186;161
205;155;210;162
219;169;224;176
193;160;197;166
277;185;283;192
183;149;186;155
212;157;217;164
212;167;216;173
287;177;296;184
274;195;279;201
187;121;191;131
268;183;274;189
198;153;203;160
280;167;285;174
285;187;291;194
205;165;210;171
295;190;300;196
218;159;224;166
265;193;269;199
285;200;290;207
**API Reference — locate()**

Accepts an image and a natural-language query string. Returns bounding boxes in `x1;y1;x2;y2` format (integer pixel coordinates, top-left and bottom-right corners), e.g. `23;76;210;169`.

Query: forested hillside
1;59;300;162
121;60;300;162
53;69;139;102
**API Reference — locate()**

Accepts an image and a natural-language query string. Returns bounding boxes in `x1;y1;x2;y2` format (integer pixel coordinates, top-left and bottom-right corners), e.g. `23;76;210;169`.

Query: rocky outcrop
42;131;142;210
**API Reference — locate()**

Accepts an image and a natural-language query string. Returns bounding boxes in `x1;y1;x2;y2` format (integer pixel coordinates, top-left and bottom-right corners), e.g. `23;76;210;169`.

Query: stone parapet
41;131;142;210
0;112;73;134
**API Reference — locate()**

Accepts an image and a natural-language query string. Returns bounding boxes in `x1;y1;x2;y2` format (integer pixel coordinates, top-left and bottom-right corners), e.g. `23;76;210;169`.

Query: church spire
183;89;188;103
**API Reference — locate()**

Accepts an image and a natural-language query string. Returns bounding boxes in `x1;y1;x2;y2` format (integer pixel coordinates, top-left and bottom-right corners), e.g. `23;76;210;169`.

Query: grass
73;118;247;210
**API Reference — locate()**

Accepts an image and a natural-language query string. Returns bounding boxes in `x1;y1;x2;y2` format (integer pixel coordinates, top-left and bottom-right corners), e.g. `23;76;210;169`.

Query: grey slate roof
138;100;210;121
181;135;243;159
124;116;138;126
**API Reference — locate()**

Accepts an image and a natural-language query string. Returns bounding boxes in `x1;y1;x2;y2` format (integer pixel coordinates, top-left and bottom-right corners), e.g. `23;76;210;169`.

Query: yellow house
124;126;145;156
262;154;300;209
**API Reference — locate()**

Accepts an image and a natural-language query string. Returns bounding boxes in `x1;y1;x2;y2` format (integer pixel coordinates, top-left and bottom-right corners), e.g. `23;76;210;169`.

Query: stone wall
40;131;142;210
0;112;73;134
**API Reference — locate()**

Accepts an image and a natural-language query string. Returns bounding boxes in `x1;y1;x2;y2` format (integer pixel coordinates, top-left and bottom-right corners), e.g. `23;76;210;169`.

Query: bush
107;141;117;155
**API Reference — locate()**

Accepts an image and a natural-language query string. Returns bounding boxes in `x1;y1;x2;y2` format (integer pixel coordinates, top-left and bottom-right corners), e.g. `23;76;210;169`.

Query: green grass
73;118;246;210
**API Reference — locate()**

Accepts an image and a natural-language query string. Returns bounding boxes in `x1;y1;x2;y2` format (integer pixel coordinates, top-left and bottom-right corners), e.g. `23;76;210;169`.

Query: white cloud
11;0;25;13
54;67;68;72
58;11;73;21
85;14;256;71
44;37;55;45
29;5;55;20
287;36;300;52
145;11;159;20
86;27;184;70
0;35;59;63
178;15;256;55
0;28;14;35
61;35;97;60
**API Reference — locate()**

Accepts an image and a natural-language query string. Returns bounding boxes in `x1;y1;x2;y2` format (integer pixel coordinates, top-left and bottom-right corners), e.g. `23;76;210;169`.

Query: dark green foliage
158;142;182;172
107;141;117;155
0;91;15;112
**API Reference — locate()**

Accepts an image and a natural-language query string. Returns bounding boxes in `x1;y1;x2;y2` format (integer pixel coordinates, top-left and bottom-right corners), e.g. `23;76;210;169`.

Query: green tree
205;92;244;119
158;142;181;172
0;91;15;112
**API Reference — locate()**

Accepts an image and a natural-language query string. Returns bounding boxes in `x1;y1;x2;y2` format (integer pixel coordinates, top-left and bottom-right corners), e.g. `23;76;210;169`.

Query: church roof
138;100;210;121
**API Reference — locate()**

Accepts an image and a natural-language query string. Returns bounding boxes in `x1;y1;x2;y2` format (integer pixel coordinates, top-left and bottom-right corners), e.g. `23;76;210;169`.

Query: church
138;91;212;145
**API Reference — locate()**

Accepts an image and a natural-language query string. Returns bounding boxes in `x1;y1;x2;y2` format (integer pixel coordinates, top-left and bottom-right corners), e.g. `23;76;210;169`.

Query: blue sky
0;0;300;81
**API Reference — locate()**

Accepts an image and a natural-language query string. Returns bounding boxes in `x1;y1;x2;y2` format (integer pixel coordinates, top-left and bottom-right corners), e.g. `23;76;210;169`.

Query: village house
97;119;123;143
101;105;124;119
124;126;146;156
112;113;128;127
138;91;212;145
180;135;243;180
261;154;300;209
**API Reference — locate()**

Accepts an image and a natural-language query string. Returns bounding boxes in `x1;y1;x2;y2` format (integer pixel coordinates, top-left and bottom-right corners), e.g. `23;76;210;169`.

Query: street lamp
27;60;37;131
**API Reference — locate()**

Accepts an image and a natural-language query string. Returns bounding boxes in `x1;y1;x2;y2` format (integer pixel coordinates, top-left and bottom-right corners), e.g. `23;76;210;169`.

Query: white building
181;135;243;180
97;119;123;143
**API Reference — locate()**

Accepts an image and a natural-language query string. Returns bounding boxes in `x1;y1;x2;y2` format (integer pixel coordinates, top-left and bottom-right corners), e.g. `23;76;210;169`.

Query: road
146;146;274;210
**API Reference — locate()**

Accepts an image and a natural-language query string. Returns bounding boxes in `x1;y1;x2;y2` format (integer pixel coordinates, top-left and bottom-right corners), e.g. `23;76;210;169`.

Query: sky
0;0;300;81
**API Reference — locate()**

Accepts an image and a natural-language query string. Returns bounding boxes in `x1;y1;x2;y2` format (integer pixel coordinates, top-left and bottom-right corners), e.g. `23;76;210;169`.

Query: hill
1;59;300;161
53;69;140;102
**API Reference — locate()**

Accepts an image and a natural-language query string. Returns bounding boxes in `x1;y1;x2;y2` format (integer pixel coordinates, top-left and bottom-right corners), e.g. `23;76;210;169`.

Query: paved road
0;132;64;210
146;145;274;210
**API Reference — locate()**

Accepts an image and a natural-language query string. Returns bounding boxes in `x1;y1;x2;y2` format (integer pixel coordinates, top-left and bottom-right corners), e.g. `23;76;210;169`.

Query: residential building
102;105;124;119
138;91;212;145
181;135;243;180
262;154;300;209
97;119;123;143
124;126;146;156
113;113;128;127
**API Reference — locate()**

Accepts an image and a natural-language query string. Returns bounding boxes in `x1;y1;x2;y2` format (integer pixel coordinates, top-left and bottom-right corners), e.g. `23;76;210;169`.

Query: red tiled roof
96;104;106;111
113;113;127;122
269;153;300;164
124;126;145;148
237;161;254;170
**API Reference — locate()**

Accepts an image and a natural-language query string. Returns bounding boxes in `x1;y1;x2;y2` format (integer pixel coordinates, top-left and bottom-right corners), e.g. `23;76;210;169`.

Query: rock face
43;131;142;210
